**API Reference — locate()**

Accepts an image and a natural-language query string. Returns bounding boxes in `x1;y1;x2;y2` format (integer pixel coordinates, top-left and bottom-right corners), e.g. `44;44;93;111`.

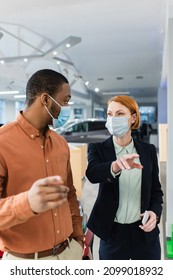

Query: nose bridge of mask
113;116;127;122
108;116;128;126
105;116;129;137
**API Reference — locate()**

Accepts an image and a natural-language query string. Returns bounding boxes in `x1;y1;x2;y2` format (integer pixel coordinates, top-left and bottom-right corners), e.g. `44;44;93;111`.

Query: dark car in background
54;119;110;143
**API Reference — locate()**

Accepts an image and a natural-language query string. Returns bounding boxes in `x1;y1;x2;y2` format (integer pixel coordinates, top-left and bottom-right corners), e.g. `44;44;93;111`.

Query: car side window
68;123;87;133
68;124;78;132
77;123;87;132
88;121;106;131
79;123;87;132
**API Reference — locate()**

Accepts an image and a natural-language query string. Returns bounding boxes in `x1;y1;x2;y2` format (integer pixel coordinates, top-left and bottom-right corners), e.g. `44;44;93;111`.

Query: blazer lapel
102;136;117;162
134;139;151;210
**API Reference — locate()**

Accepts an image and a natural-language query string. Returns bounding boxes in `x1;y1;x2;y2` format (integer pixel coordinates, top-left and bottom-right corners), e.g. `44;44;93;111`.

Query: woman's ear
131;113;137;124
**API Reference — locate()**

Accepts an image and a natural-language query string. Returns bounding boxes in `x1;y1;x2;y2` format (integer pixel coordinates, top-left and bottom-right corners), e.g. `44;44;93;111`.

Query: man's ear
40;93;49;106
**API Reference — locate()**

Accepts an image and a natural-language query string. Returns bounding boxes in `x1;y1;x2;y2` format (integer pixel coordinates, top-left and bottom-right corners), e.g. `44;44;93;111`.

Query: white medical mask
105;116;129;138
45;95;70;129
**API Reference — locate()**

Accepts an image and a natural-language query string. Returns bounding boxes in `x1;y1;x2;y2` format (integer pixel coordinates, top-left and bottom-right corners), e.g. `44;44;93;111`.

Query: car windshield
54;121;76;134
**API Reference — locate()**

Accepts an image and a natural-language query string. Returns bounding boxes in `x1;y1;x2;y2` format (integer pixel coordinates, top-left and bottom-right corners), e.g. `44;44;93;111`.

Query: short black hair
25;69;69;106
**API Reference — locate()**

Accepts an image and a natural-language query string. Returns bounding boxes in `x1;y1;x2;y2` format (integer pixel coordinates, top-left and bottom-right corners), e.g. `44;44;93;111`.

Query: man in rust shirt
0;69;83;260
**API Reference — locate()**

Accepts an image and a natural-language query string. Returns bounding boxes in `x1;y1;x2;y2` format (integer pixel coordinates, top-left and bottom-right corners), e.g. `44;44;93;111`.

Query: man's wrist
74;235;85;242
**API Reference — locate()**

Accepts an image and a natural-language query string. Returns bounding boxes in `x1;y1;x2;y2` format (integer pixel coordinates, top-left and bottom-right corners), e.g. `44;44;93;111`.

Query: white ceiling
0;0;168;104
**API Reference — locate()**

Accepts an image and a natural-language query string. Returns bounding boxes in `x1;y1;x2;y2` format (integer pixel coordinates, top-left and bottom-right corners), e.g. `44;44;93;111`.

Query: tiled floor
81;177;165;260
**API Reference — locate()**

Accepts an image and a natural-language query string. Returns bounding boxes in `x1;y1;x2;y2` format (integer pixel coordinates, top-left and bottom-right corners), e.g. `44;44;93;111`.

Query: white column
166;17;173;238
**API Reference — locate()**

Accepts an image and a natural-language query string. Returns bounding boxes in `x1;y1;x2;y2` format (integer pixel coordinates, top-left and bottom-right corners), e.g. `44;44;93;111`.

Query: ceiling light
14;95;26;98
0;60;5;64
65;43;71;48
95;88;99;92
56;60;60;65
102;91;130;95
85;81;89;86
0;90;19;95
53;57;73;66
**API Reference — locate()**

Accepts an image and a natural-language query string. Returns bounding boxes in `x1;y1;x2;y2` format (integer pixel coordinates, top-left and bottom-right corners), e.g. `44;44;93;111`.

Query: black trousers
99;221;161;260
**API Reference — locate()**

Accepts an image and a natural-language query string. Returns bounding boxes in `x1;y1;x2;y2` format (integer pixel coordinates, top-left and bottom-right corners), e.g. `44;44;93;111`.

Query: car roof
70;118;106;123
54;118;106;133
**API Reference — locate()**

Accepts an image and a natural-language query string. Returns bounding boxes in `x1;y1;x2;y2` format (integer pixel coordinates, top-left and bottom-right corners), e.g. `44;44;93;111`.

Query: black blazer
86;136;164;241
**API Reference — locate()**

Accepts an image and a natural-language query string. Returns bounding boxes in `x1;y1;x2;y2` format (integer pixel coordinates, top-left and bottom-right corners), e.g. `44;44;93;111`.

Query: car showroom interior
0;0;173;262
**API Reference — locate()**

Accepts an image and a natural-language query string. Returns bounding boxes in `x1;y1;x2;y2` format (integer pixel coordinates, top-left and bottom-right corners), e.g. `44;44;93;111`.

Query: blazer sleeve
149;144;164;221
86;142;120;184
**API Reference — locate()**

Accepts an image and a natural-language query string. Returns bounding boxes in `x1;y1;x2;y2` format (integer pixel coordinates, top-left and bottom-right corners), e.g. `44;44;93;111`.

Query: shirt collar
113;137;134;155
17;111;51;139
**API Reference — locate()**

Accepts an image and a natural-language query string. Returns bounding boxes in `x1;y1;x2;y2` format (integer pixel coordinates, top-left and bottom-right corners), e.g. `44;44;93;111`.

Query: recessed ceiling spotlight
53;51;58;55
66;43;71;48
136;76;143;79
95;87;99;92
56;60;60;65
116;77;123;80
0;60;5;64
23;58;28;62
85;81;89;86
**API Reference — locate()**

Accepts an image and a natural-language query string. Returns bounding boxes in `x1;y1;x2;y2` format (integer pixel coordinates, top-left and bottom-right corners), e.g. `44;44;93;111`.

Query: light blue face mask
45;95;70;129
105;116;129;138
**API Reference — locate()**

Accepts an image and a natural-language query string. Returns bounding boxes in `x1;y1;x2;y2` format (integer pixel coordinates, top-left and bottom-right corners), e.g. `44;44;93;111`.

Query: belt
9;238;71;259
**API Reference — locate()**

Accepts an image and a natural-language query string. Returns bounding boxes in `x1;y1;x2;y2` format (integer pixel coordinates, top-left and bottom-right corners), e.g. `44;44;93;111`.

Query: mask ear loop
45;94;62;120
48;95;62;109
40;93;54;121
44;105;54;119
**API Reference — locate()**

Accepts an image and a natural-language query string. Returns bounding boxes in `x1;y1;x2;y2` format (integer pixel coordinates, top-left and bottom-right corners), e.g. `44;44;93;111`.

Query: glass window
74;108;83;119
15;101;25;117
0;99;6;124
139;106;156;124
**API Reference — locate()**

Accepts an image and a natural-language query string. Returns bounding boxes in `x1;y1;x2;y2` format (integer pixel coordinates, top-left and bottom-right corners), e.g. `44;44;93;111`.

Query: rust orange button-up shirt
0;112;83;253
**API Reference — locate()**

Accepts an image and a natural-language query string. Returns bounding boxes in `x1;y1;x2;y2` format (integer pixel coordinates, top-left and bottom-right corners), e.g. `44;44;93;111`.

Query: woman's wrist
112;161;120;174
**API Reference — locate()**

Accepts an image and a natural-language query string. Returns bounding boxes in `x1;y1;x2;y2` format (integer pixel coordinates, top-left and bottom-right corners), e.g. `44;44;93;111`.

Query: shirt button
46;159;49;163
57;230;60;234
54;213;57;216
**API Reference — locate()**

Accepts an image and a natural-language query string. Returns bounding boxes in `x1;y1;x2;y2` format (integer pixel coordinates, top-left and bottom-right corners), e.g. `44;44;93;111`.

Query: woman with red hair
86;95;163;260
